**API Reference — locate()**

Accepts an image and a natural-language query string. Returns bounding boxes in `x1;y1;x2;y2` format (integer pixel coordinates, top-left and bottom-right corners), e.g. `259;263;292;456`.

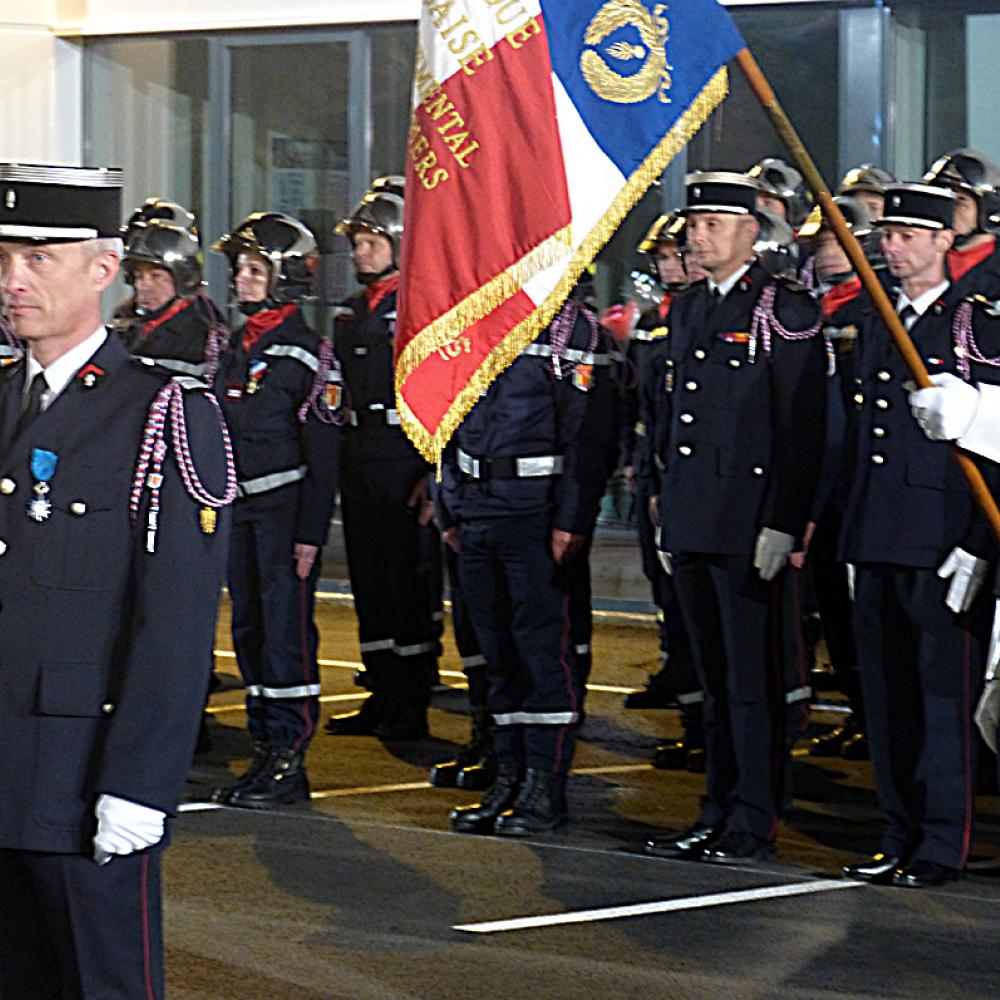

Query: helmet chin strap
953;228;986;250
238;297;278;316
356;263;397;286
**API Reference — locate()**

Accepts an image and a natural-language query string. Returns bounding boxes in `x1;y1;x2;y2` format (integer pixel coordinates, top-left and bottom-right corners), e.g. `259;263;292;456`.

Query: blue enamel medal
27;448;58;522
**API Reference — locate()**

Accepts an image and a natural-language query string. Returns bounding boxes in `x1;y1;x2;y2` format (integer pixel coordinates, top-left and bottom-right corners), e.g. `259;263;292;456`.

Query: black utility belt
346;405;400;428
456;448;564;481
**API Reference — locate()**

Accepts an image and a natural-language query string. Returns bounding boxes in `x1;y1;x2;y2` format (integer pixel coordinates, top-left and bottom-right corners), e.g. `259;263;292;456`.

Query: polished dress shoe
651;738;688;770
494;769;568;836
644;822;722;860
456;753;497;791
808;724;850;758
892;860;960;889
227;748;310;809
324;694;387;735
842;852;903;884
210;740;270;804
450;762;521;834
840;731;870;761
624;670;679;710
685;746;706;773
701;828;775;864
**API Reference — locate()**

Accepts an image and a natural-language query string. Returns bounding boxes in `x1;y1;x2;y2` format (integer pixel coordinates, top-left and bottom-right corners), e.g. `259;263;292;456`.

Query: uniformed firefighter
440;293;618;837
747;156;813;229
839;183;1000;888
837;164;895;221
324;176;441;741
210;212;340;809
0;163;234;998
643;171;827;864
795;197;873;761
115;217;229;380
923;149;1000;295
602;213;706;769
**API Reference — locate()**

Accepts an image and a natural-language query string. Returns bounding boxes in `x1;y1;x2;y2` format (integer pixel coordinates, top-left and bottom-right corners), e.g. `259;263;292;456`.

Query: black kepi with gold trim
877;182;956;231
683;171;760;215
0;164;123;242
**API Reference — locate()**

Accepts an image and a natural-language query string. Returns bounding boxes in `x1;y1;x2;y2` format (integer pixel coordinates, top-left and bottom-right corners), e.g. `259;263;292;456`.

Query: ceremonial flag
395;0;745;462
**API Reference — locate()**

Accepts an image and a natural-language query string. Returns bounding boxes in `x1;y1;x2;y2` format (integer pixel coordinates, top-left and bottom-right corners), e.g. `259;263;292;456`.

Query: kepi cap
877;183;956;230
683;171;761;215
0;164;123;242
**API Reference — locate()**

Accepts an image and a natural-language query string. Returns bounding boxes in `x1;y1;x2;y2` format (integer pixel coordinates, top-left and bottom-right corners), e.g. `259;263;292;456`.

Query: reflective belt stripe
347;407;400;427
263;344;320;372
236;465;307;498
332;306;354;319
677;691;705;705
384;311;397;321
462;655;487;668
521;343;613;365
170;374;210;390
456;448;564;479
138;357;207;378
492;711;579;726
574;644;590;656
245;683;322;699
785;686;812;705
359;639;435;657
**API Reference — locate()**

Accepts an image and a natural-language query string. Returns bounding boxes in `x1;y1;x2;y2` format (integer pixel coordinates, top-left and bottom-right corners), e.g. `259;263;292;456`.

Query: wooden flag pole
735;47;1000;544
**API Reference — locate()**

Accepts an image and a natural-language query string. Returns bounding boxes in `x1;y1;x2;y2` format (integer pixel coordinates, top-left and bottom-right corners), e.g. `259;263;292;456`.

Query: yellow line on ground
310;782;430;799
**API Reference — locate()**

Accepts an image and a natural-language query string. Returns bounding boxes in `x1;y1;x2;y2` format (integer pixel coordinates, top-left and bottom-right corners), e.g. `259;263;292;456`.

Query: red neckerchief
821;276;862;321
948;236;996;283
658;292;673;320
364;273;400;314
242;303;297;353
141;297;190;340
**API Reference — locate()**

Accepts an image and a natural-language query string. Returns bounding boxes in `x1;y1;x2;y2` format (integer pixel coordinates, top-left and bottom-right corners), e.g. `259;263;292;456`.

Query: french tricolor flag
396;0;745;462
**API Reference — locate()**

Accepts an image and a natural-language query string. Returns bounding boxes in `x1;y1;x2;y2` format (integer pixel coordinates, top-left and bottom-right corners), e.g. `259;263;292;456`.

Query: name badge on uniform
572;364;593;392
225;385;244;400
246;360;267;395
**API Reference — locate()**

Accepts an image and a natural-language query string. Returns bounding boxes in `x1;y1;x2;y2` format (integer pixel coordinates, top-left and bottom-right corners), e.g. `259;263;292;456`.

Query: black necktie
898;304;917;330
16;371;47;438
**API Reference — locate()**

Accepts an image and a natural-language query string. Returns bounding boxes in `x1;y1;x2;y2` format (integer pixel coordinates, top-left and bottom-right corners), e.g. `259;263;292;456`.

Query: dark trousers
0;849;164;1000
672;552;784;840
446;544;488;707
341;457;439;713
636;485;704;726
458;514;579;774
853;564;984;868
228;503;320;750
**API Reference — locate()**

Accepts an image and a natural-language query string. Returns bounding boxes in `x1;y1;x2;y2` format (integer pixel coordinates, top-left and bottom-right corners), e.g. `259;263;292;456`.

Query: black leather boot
325;692;388;735
493;768;568;836
227;747;310;809
449;761;521;834
430;708;492;787
209;740;270;804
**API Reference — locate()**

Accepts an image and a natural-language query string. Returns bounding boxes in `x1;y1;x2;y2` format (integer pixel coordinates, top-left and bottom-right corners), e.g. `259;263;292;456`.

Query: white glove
977;601;1000;754
93;794;166;865
846;563;856;602
656;526;672;575
908;373;980;442
937;546;989;614
976;682;1000;755
753;528;795;582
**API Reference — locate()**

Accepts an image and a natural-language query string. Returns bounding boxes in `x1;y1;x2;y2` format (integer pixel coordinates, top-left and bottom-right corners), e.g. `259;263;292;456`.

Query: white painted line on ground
453;879;865;934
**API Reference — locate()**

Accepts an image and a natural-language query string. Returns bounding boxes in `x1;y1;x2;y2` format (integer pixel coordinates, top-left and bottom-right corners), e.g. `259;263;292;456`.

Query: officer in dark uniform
114;218;229;380
840;183;999;888
324;177;440;741
210;212;340;808
644;171;827;863
440;294;617;837
0;164;233;998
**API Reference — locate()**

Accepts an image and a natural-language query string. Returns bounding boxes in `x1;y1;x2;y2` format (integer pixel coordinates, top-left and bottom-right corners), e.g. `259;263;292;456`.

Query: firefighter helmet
122;220;202;295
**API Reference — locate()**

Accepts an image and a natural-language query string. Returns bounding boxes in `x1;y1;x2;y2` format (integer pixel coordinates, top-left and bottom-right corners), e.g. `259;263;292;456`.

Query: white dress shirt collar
25;327;108;408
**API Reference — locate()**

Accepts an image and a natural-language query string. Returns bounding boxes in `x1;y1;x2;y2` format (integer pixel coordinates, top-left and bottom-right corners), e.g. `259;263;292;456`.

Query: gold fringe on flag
397;66;730;464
